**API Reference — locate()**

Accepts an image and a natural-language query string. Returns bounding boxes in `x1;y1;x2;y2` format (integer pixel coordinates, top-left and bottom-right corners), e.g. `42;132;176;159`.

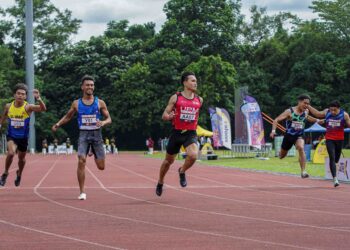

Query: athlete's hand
33;89;41;100
96;120;105;128
167;111;175;121
318;119;325;125
52;123;59;132
270;131;276;139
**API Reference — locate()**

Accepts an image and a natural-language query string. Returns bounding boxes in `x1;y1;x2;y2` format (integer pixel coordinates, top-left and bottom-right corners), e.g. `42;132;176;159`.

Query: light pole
25;0;36;152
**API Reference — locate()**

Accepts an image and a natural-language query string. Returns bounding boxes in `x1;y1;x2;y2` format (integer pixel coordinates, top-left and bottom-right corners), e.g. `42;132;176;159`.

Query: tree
185;55;237;125
311;0;350;42
1;0;81;67
156;0;244;64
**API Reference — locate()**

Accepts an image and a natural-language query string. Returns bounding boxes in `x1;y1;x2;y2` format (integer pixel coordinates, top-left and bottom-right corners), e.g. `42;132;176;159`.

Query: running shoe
156;183;163;196
78;193;87;200
301;171;309;179
14;170;21;187
0;173;8;186
334;178;340;187
178;167;187;187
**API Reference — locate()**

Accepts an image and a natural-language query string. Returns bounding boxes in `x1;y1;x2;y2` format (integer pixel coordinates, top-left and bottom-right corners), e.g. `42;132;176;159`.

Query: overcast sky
1;0;318;42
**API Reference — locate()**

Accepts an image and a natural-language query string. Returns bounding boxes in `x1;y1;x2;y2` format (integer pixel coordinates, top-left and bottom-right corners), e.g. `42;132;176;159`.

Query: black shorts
166;130;198;155
281;134;303;151
7;136;28;152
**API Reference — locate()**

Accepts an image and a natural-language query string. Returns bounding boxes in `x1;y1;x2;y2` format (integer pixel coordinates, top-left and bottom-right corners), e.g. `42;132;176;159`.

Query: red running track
1;153;350;249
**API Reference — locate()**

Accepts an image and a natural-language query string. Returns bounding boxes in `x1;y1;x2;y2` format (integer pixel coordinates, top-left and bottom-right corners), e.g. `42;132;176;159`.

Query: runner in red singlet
156;72;203;196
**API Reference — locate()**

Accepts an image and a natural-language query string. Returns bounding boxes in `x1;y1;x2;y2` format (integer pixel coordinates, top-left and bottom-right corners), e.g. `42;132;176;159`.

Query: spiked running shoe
156;183;163;196
178;168;187;187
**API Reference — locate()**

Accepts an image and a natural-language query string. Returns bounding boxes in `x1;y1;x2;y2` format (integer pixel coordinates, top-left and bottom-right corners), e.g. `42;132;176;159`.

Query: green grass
144;149;350;178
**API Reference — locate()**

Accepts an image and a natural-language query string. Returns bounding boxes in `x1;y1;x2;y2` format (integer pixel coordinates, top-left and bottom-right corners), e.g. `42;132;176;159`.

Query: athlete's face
14;89;27;103
183;75;197;92
329;107;340;116
81;80;95;96
298;99;310;111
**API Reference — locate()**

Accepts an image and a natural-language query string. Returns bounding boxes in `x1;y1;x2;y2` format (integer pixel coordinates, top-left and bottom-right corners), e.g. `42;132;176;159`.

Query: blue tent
304;123;326;133
304;123;350;133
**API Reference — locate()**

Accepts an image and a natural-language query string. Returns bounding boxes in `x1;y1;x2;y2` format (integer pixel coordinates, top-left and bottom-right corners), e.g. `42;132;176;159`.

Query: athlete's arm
0;103;10;129
199;96;203;104
51;101;77;132
162;94;177;121
306;113;320;123
344;112;350;128
270;109;291;139
308;105;327;118
97;100;112;127
26;89;47;113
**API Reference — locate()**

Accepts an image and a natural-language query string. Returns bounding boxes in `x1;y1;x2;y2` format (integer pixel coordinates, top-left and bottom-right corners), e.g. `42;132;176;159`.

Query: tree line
0;0;349;149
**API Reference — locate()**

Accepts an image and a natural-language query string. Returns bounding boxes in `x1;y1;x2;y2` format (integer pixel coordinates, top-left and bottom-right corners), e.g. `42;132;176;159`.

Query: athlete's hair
13;83;28;94
81;75;95;85
329;100;340;108
181;72;196;84
297;94;311;101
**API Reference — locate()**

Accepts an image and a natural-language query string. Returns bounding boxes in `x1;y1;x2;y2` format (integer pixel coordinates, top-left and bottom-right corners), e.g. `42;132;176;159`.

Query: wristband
316;119;319;123
272;130;276;134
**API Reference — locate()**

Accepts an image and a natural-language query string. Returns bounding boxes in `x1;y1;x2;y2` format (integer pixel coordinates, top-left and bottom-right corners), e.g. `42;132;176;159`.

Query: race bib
328;119;341;128
10;118;25;128
291;121;304;130
180;113;195;121
81;115;97;126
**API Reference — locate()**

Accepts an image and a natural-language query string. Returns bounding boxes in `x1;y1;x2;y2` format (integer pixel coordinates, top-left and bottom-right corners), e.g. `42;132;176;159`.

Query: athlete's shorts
166;130;198;155
78;130;105;159
281;133;303;151
7;136;28;152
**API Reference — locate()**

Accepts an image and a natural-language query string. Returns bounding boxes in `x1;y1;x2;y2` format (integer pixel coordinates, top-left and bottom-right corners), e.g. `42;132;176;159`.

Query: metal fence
231;143;272;158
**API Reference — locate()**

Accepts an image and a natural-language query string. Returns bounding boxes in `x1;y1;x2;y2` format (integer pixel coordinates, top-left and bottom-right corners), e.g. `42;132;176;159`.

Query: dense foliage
1;0;349;149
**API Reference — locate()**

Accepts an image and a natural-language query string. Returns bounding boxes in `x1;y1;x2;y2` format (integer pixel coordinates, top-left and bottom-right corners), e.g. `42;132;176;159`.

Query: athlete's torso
7;101;30;139
325;109;345;140
286;107;307;136
77;97;101;130
172;92;201;131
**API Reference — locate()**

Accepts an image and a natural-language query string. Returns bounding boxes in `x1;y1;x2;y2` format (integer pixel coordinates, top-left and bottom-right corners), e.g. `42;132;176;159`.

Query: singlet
325;109;345;140
77;97;101;130
7;101;30;139
172;92;201;131
286;107;307;136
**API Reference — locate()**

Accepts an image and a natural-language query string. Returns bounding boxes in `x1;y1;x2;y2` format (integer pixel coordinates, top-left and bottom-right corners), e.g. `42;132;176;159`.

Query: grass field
145;149;350;178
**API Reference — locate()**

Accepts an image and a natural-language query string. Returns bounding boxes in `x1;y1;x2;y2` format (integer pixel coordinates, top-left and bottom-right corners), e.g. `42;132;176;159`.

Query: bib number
82;115;97;126
291;121;303;130
11;119;25;128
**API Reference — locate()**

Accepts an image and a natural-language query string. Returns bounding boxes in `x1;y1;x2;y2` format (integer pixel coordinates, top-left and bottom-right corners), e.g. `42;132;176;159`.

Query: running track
1;153;350;249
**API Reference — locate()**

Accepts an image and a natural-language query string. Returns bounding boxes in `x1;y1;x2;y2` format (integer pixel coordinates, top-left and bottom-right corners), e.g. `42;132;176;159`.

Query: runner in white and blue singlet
52;75;112;200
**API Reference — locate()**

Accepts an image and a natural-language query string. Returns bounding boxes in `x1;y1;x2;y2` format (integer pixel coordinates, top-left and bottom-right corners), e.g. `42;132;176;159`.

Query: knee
164;158;175;166
7;151;15;158
78;157;86;166
97;163;105;170
18;158;26;164
187;153;197;162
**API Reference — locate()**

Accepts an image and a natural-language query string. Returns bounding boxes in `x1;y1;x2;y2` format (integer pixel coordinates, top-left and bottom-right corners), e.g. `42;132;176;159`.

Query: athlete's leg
326;140;337;178
4;140;17;174
17;150;27;176
279;149;288;159
158;153;176;184
334;140;343;165
180;143;198;173
295;138;306;172
77;156;86;194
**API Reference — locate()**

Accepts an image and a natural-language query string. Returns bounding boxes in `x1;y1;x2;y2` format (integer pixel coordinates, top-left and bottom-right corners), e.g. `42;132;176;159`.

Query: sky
0;0;318;42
